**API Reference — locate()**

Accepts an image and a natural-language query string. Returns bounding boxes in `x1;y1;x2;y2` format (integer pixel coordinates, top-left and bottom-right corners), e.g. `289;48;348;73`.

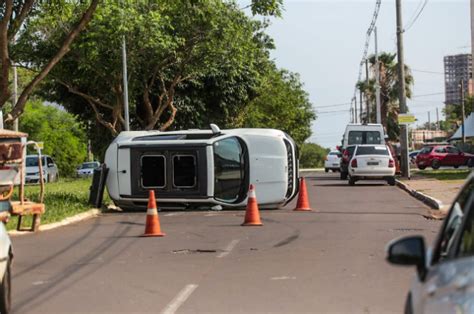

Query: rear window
329;152;341;157
356;146;389;156
419;146;433;154
348;131;382;145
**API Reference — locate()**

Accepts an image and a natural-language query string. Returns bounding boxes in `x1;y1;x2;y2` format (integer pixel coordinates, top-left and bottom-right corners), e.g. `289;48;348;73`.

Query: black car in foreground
386;172;474;314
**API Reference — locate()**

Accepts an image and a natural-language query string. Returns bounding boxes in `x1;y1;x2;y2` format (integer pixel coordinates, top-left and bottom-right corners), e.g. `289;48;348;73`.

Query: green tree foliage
357;52;413;141
239;67;316;147
18;0;272;136
19;101;87;176
442;96;474;133
1;0;99;121
299;143;329;168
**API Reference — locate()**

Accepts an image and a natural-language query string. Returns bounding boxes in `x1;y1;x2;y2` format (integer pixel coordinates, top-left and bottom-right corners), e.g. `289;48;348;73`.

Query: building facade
444;54;472;105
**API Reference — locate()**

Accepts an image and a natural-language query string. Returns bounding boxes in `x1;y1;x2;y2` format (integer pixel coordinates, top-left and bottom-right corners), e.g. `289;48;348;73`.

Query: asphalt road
11;172;442;313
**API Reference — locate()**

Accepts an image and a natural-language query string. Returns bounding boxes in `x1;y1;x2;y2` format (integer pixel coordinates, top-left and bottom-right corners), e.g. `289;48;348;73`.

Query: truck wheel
0;255;11;314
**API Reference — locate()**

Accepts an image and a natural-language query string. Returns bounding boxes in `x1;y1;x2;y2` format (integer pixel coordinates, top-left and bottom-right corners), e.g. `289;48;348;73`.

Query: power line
404;0;428;31
412;68;444;75
411;92;444;98
314;102;352;109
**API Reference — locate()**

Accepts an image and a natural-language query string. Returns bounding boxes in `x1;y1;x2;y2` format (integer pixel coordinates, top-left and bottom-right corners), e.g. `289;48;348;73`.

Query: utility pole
354;97;358;123
374;27;382;124
359;89;363;124
122;36;130;131
365;59;370;123
427;111;431;131
396;0;410;178
460;79;466;144
436;107;440;130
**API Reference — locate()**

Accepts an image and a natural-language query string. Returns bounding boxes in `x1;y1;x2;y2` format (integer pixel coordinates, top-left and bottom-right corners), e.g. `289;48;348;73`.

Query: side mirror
386;235;427;281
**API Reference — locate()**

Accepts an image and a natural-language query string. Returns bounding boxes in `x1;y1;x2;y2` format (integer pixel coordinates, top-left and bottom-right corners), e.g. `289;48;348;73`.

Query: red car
415;145;474;170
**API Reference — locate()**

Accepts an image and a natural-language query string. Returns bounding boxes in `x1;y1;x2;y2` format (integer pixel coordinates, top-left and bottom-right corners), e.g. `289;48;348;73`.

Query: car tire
325;168;329;173
387;177;396;186
431;159;440;170
468;158;474;168
348;176;356;186
453;165;459;169
0;255;12;314
340;171;348;180
417;165;426;170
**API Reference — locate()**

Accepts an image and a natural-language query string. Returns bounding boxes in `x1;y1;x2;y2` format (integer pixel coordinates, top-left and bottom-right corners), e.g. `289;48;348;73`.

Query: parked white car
324;150;341;172
347;144;396;186
104;125;299;210
0;221;12;314
25;155;59;183
76;161;101;178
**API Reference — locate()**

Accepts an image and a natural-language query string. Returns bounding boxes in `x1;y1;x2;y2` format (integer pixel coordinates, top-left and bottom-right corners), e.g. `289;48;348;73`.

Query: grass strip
416;169;471;181
6;178;110;231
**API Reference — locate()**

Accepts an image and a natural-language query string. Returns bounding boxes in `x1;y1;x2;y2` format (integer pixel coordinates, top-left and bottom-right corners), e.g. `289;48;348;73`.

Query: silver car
386;172;474;314
25;155;59;183
76;161;100;178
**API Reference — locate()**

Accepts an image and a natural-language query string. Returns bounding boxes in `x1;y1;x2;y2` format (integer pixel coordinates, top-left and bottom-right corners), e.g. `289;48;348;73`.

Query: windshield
25;156;44;167
81;162;98;169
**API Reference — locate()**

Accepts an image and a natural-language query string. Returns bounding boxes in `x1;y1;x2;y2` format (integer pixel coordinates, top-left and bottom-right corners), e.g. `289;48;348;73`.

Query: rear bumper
350;168;395;177
324;161;340;169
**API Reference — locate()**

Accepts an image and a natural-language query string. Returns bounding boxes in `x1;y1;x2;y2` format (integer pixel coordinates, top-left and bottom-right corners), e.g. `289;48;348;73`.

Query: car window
446;146;460;154
348;131;382;145
25;157;41;167
433;178;474;263
47;157;54;165
419;146;433;154
355;146;389;156
435;147;446;153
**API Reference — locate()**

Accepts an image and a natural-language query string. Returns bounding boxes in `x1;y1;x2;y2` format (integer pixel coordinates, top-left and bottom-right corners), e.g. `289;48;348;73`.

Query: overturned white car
104;125;299;210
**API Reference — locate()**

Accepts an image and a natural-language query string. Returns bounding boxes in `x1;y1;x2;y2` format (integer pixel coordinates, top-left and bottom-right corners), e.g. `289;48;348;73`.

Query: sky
244;0;471;149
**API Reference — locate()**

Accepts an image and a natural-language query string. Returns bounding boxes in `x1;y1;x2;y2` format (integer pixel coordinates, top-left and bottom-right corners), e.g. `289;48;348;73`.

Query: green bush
299;142;329;168
19;100;88;176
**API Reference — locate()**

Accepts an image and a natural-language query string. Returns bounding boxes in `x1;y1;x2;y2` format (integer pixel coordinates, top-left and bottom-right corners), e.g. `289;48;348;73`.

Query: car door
412;177;474;313
433;146;448;165
445;146;463;166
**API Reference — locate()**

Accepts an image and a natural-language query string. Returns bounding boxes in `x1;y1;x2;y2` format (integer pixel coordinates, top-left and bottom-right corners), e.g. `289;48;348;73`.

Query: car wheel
468;158;474;168
324;168;329;173
431;159;440;170
387;177;396;186
348;176;356;186
340;171;348;180
453;165;459;169
417;165;426;170
0;255;12;314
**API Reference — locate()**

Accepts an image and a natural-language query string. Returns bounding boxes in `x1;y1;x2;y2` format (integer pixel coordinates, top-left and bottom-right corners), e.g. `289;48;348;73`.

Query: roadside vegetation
6;178;109;231
299;143;329;168
416;169;471;181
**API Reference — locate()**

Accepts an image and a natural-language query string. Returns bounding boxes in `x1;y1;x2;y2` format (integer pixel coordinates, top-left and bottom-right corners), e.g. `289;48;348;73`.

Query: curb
8;208;101;236
395;179;443;210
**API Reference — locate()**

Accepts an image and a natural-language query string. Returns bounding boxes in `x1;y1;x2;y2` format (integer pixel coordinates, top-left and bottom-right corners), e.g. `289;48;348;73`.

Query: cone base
294;207;312;211
241;222;263;226
140;232;166;237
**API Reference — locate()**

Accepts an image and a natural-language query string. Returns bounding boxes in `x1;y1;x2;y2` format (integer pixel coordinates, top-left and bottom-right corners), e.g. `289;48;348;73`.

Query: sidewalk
397;172;466;219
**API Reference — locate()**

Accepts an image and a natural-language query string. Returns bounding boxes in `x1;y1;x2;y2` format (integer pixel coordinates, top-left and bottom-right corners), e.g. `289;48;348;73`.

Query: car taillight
388;159;394;168
351;158;357;168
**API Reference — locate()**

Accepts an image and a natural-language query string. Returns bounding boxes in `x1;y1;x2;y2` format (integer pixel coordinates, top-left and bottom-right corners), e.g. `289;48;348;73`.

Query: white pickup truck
104;125;299;210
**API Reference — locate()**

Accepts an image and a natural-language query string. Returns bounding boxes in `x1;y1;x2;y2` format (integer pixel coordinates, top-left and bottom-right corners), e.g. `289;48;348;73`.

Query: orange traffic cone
294;177;312;211
141;190;166;237
242;184;263;226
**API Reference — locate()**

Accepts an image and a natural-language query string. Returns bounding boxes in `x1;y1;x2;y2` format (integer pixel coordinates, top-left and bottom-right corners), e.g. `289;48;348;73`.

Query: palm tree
357;52;413;141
